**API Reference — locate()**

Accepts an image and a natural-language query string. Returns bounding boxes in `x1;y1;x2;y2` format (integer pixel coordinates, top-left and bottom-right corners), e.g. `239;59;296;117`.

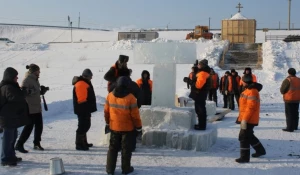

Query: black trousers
208;88;218;106
228;94;235;110
285;102;299;130
223;94;228;108
194;92;208;129
106;130;135;174
233;93;240;107
18;113;43;145
238;125;265;160
76;113;91;135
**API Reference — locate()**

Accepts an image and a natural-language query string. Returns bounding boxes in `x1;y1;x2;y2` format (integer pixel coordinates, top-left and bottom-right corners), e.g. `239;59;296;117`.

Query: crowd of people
184;59;300;163
0;55;299;175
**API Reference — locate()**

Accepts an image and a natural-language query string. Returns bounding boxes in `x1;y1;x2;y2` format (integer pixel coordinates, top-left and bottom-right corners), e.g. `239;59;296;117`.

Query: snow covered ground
0;25;300;175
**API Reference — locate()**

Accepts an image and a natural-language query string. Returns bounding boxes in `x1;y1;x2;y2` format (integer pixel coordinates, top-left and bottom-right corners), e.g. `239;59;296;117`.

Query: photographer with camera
15;64;49;153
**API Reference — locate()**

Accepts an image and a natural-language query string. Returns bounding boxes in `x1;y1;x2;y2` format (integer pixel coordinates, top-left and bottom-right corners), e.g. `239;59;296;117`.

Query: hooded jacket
104;77;142;132
136;70;152;105
104;61;130;92
0;68;29;128
72;76;97;115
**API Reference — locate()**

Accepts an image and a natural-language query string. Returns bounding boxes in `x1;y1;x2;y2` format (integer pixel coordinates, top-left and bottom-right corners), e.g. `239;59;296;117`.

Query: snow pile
197;40;229;67
0;43;49;51
229;13;248;20
262;41;288;71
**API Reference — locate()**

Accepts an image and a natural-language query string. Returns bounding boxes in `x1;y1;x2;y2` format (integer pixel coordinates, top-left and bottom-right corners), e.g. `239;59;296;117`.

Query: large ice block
133;43;197;64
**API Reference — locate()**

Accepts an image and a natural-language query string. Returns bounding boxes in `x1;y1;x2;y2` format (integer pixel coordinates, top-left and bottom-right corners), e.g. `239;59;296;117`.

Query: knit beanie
26;64;40;73
82;69;93;78
288;68;296;76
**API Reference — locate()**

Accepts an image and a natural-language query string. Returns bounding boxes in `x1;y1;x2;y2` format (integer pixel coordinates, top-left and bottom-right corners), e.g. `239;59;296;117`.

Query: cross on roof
236;2;243;13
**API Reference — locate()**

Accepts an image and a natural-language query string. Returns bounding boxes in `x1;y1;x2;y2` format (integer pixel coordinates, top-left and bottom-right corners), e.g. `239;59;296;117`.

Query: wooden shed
118;31;159;41
221;13;256;43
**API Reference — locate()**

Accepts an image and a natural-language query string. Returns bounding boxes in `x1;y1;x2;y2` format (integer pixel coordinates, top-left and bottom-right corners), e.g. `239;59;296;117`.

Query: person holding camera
15;64;49;153
104;76;142;175
0;67;29;166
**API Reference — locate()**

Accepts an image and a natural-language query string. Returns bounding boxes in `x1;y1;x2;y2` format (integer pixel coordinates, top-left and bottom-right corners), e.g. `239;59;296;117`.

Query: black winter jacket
0;80;29;128
72;76;97;115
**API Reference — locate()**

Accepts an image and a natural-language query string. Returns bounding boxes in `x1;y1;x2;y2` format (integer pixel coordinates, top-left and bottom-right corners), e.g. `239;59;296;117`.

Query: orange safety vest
220;76;225;91
227;76;233;92
211;74;218;89
104;93;142;131
136;79;153;91
237;88;260;125
283;77;300;102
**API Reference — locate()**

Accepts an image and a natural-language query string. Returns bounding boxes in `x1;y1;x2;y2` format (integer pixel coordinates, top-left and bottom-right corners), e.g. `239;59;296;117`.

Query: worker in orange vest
225;72;235;110
231;69;241;108
104;55;130;92
280;68;300;132
239;67;257;93
235;74;266;163
136;70;153;105
219;71;230;108
208;68;219;106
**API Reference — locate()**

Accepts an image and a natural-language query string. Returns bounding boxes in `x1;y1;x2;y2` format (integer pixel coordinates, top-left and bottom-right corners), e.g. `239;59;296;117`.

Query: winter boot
34;143;44;151
122;166;134;175
84;134;93;147
235;149;250;163
252;142;266;158
76;133;89;151
194;124;206;130
15;142;29;153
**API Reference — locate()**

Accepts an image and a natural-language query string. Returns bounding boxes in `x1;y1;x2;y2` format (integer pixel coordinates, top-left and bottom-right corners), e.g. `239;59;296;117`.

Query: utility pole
78;12;80;28
279;21;281;29
70;22;73;43
288;0;291;30
209;17;211;30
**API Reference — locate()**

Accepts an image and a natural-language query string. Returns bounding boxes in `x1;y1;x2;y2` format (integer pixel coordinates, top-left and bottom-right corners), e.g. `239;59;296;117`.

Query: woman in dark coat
0;67;29;166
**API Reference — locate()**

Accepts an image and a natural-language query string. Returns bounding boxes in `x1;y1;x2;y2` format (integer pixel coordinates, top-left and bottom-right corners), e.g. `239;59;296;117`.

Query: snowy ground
0;26;300;175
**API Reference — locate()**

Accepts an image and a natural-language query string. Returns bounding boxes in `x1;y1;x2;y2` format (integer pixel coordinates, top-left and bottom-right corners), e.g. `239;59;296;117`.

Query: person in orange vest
239;67;257;93
72;69;97;151
104;55;130;92
187;65;198;89
235;74;266;163
184;59;211;130
104;76;142;175
208;68;219;106
231;69;241;107
280;68;300;132
136;70;153;105
219;71;230;108
225;71;235;110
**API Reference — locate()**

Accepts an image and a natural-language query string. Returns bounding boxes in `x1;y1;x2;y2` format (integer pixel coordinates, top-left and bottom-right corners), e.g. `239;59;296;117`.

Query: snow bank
0;43;49;51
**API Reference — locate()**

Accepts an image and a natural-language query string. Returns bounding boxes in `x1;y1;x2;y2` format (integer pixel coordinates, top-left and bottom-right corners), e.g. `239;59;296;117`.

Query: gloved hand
136;128;143;141
105;124;110;134
240;120;247;130
225;90;228;95
40;85;49;95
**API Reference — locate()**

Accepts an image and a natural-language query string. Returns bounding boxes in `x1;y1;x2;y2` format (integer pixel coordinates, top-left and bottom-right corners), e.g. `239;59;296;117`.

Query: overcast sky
0;0;298;29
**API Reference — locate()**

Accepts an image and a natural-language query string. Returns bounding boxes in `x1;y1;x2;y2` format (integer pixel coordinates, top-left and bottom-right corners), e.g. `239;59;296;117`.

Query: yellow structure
221;13;256;43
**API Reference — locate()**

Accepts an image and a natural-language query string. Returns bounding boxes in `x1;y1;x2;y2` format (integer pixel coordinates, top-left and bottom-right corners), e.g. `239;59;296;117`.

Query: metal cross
236;3;243;13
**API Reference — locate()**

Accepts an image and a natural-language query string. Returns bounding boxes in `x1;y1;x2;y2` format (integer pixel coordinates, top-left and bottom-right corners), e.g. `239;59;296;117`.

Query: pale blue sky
0;0;298;29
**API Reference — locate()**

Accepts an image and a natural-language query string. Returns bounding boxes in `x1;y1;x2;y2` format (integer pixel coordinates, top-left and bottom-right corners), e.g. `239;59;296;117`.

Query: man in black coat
0;67;29;166
72;69;97;150
104;55;130;92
